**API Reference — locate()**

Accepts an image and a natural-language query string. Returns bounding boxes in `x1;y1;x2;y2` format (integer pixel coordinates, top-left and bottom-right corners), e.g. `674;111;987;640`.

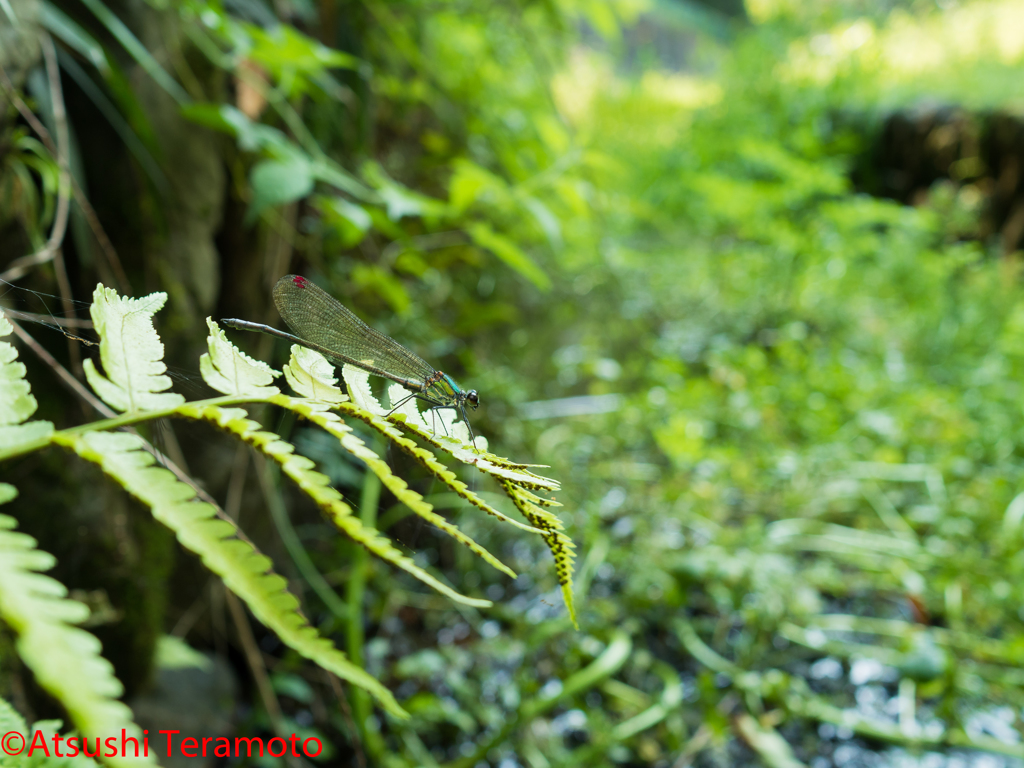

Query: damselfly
223;275;480;441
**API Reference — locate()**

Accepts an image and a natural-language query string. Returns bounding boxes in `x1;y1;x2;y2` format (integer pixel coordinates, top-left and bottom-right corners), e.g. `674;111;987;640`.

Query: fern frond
0;314;54;454
0;695;26;740
332;387;544;534
280;348;518;576
379;375;561;492
503;479;578;628
331;365;578;623
377;368;576;623
48;432;406;718
283;345;349;404
176;402;491;609
274;394;518;579
0;485;155;768
336;366;577;622
198;330;507;592
383;379;475;447
82;287;184;412
199;318;281;397
0;696;103;768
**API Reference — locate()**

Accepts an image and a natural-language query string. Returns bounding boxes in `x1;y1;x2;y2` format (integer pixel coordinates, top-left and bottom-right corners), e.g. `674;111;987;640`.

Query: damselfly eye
466;390;480;409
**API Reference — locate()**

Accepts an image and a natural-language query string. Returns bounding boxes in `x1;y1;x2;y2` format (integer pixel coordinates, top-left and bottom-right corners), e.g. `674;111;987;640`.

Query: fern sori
342;368;577;625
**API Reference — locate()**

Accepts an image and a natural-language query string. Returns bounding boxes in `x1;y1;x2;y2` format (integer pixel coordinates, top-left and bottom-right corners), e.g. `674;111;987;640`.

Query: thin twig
39;34;81;377
672;724;712;768
169;591;208;639
225;589;285;720
326;673;366;768
7;316;113;416
223;442;250;521
0;37;70;282
226;590;305;768
0;60;131;293
153;418;191;476
0;309;92;329
1;244;64;283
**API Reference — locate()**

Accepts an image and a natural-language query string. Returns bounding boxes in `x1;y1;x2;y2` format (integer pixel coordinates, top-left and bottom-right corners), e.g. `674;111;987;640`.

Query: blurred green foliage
367;0;1024;765
8;0;1024;764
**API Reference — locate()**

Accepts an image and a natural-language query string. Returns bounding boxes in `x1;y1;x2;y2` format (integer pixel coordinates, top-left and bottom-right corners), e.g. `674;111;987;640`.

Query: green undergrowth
484;1;1024;764
0;282;573;759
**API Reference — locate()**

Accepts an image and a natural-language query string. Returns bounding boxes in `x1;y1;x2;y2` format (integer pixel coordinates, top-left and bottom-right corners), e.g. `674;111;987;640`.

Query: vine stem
347;451;383;752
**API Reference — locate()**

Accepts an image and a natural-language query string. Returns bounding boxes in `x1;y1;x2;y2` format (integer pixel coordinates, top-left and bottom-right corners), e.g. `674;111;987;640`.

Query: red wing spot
292;276;309;288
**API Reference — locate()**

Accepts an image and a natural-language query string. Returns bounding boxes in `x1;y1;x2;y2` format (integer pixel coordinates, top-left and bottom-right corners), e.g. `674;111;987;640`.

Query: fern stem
259;457;350;620
0;394;260;463
348;460;382;738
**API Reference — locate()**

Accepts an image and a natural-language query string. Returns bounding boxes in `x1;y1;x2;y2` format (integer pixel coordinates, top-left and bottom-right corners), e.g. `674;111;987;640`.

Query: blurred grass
8;0;1024;763
401;0;1024;764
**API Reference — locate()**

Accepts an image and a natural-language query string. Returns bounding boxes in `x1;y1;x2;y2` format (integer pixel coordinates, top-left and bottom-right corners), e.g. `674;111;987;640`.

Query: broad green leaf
523;196;564;251
468;223;552;291
200;318;281;397
181;104;290;153
534;113;571;154
246;23;359;78
448;159;508;213
316;194;372;247
310;162;379;203
82;286;184;413
351;264;411;315
247;156;315;222
363;162;448;220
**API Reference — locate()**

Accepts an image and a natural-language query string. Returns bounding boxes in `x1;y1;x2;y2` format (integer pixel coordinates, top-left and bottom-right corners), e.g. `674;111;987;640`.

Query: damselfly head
466;390;480;410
